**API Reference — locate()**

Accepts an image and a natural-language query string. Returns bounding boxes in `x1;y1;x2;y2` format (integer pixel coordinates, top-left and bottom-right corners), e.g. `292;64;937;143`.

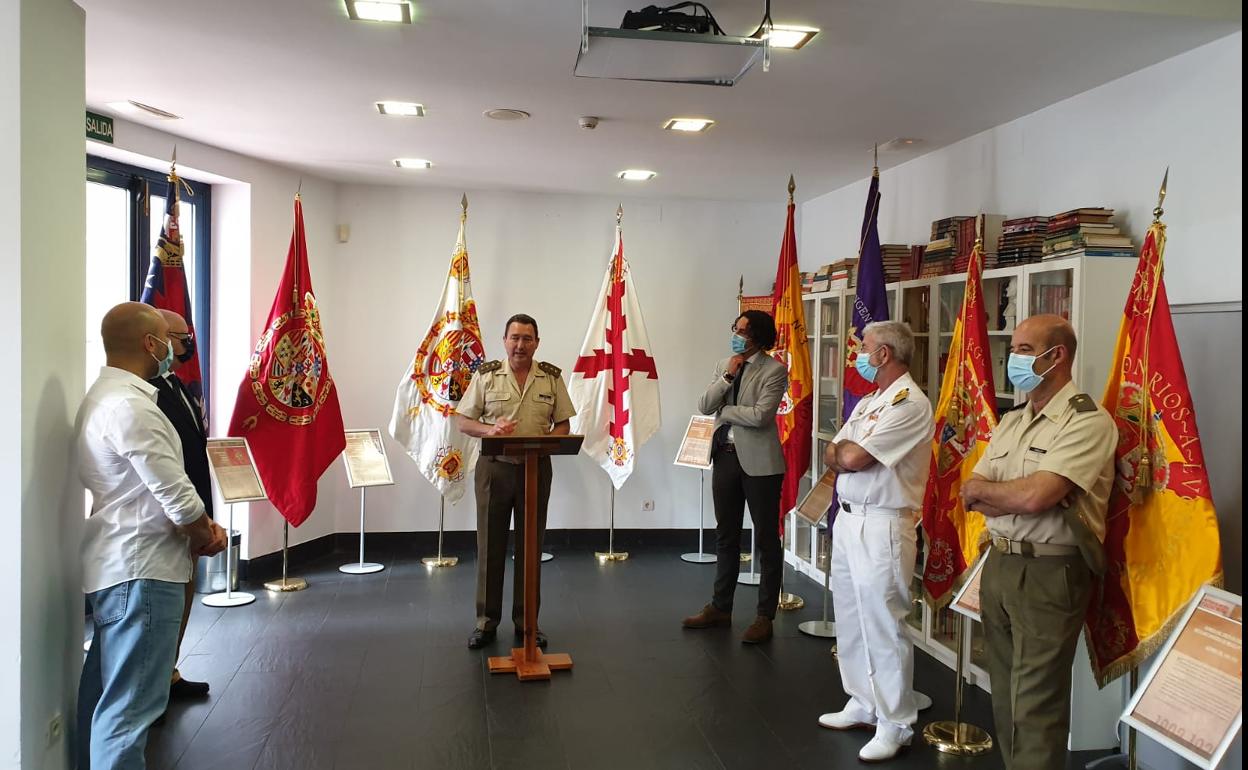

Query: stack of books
909;245;926;281
997;216;1049;266
829;259;857;286
881;244;910;283
1043;208;1135;260
920;215;974;277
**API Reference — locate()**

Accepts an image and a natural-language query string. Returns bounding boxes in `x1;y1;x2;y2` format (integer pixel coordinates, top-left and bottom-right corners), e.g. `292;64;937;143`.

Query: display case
785;253;1136;694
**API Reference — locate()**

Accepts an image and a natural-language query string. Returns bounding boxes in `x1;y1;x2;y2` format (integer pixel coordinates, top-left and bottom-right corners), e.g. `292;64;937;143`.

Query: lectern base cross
481;433;582;682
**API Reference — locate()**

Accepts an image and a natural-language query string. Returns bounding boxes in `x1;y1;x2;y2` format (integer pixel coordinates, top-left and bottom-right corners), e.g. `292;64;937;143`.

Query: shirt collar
99;366;159;402
1027;380;1079;423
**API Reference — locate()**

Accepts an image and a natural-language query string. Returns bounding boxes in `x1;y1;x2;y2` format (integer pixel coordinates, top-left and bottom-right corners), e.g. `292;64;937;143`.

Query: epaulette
1070;393;1098;413
891;388;910;406
478;360;502;374
538;361;562;377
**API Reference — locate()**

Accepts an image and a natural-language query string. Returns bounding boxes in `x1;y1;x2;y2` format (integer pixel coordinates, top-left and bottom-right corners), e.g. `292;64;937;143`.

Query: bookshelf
785;253;1136;694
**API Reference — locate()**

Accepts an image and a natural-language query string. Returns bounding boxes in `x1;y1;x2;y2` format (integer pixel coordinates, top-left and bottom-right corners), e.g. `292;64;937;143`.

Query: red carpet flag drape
771;184;812;526
228;196;345;527
141;158;205;424
921;225;997;606
389;205;486;504
570;215;660;489
1087;202;1222;686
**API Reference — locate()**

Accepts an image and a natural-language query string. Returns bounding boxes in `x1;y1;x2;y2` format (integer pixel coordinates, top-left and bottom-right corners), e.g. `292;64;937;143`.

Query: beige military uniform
457;359;575;632
974;380;1116;770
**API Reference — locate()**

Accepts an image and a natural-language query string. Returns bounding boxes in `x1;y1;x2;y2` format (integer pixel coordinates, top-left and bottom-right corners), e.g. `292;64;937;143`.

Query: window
84;156;212;410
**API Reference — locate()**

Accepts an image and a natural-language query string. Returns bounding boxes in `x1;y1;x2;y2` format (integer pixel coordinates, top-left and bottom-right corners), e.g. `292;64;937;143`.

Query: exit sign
86;111;113;144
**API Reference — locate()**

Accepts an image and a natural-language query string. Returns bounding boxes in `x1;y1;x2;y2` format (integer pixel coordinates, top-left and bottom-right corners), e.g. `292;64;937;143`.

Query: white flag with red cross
569;218;660;490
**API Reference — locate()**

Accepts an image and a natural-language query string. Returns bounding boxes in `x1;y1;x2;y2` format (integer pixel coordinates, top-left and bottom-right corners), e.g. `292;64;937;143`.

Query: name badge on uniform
1027;446;1047;455
535;392;554;403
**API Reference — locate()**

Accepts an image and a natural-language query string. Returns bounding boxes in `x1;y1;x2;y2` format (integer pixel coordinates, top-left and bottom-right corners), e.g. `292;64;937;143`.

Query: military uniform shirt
973;380;1116;545
833;372;934;511
457;359;576;461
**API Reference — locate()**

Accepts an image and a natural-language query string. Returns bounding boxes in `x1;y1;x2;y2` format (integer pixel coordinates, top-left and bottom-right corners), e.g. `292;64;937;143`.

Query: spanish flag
921;223;996;606
1087;196;1222;686
771;177;813;529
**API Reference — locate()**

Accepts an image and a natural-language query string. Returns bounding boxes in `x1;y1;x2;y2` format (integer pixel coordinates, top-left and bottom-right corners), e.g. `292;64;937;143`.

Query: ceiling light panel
393;158;432;169
105;100;182;120
346;1;412;23
664;118;715;132
766;25;819;49
376;101;425;117
617;169;657;181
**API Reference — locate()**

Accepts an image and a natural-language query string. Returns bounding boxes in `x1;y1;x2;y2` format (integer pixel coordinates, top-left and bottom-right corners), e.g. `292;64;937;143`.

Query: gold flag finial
1154;167;1168;222
296;178;303;199
171;144;177;168
975;213;984;247
873;143;878;168
461;193;468;222
738;275;744;300
787;174;796;202
616;204;623;224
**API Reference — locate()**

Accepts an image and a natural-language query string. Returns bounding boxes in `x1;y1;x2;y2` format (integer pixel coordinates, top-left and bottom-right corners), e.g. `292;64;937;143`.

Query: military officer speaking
817;320;934;763
455;313;576;651
961;314;1116;770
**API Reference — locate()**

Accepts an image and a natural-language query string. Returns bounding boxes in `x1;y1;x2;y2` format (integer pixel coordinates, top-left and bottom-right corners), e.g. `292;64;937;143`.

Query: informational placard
950;550;990;622
794;469;837;526
342;429;395;488
673;415;716;469
205;438;267;503
1122;585;1242;770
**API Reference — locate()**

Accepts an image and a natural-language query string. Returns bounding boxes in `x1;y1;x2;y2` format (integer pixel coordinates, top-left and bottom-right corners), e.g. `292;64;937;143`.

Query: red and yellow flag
1087;207;1222;686
921;226;997;606
771;182;812;528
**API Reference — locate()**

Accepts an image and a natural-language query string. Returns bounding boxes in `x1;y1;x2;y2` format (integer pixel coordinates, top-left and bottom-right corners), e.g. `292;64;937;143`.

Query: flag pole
264;521;308;592
595;483;629;563
923;614;993;755
423;495;459;568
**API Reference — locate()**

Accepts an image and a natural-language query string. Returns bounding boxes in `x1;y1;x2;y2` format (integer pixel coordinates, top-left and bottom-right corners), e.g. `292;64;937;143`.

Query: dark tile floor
148;543;1112;770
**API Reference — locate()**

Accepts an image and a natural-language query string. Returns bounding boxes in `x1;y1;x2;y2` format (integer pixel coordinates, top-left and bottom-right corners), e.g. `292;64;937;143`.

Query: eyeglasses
730;325;751;337
170;331;194;342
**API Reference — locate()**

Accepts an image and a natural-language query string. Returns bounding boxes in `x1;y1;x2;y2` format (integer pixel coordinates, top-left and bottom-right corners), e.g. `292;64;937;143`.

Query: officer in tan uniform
455;313;575;650
961;314;1116;770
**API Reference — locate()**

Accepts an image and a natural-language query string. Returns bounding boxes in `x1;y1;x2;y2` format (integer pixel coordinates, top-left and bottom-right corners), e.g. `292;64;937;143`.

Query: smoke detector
579;116;600;130
484;108;531;121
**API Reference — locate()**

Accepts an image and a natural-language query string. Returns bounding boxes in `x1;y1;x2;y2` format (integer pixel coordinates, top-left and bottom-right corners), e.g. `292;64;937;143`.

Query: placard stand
798;563;835;637
681;469;716;564
201;503;254;607
924;618;992;754
340;486;384;574
422;496;459;568
738;528;760;586
483;434;582;682
595;485;628;563
264;522;308;592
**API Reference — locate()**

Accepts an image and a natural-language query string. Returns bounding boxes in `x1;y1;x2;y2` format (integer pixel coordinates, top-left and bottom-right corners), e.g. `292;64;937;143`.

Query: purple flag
842;169;890;423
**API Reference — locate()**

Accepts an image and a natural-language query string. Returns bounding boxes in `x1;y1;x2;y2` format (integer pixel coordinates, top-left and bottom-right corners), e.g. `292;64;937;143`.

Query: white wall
0;1;87;768
95;121;340;559
329;186;785;534
800;32;1243;307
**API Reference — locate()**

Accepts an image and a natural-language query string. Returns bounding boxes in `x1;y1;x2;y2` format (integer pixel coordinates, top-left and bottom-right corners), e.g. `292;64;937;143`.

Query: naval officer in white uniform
817;320;934;763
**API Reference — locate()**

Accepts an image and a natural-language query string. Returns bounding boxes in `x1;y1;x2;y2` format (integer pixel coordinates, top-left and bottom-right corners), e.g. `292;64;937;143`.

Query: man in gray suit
682;310;788;644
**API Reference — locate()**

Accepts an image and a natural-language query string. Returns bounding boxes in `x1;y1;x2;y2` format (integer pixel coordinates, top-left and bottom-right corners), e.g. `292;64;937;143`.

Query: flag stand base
777;592;804;610
923;615;993;756
264;522;308;592
422;496;458;569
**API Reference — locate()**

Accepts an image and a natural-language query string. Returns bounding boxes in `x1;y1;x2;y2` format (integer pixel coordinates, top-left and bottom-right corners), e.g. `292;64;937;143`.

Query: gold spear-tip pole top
460;193;468;220
738;274;744;300
975;213;984;247
295;177;303;201
616;204;623;224
873;143;879;174
787;174;796;201
1154;167;1168;222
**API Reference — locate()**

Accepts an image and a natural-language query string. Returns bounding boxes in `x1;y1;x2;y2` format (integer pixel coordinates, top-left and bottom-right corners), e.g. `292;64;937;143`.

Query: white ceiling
80;0;1239;202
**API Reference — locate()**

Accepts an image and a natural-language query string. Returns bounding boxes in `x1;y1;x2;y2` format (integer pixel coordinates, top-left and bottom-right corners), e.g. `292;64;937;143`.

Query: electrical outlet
47;712;62;747
642;500;654;511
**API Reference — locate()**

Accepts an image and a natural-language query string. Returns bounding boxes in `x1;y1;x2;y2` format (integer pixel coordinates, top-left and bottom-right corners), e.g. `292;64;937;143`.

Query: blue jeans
77;579;184;770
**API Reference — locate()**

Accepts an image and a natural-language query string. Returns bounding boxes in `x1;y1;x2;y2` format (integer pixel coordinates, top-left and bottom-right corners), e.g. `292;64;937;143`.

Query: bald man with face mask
76;301;227;770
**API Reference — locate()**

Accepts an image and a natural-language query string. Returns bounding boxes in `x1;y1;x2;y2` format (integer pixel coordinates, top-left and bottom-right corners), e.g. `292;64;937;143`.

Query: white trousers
830;508;919;738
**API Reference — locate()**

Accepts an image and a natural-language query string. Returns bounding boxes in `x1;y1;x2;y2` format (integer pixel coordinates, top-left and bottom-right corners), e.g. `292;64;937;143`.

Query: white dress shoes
817;707;874;731
857;725;911;763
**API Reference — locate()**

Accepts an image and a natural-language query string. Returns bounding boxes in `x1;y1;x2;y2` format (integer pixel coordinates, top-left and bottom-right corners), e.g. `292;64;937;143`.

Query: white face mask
148;334;174;377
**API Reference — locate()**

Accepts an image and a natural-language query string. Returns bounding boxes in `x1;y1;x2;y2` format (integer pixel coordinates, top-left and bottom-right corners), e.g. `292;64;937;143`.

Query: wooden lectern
481;433;583;681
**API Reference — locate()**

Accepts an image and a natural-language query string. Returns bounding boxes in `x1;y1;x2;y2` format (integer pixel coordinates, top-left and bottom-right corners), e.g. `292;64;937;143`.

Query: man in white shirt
76;302;226;770
817;320;934;763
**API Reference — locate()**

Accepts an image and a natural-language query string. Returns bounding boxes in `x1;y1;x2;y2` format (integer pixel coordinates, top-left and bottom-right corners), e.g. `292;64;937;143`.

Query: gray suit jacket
698;352;788;477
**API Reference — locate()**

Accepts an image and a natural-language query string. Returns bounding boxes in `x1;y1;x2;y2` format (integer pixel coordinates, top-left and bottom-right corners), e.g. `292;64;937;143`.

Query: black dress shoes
169;676;210;700
514;628;548;650
467;628;496;649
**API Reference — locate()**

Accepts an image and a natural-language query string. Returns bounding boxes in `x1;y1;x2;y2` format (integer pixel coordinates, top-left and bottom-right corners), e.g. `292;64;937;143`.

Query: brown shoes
681;604;732;629
741;616;773;644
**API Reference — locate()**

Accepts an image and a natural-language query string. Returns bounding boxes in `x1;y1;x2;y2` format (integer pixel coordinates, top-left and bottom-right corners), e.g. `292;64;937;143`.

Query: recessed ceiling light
345;1;411;23
105;100;181;120
617;169;657;181
663;118;715;133
765;25;819;49
484;108;531;121
376;101;425;117
393;158;432;169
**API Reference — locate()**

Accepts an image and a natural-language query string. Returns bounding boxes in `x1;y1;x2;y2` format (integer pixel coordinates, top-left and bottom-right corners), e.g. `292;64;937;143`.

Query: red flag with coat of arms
228;196;346;527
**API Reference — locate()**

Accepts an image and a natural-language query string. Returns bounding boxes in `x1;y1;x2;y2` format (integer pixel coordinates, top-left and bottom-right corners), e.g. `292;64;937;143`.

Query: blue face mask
855;347;881;383
730;333;749;355
1007;347;1057;393
149;335;175;377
